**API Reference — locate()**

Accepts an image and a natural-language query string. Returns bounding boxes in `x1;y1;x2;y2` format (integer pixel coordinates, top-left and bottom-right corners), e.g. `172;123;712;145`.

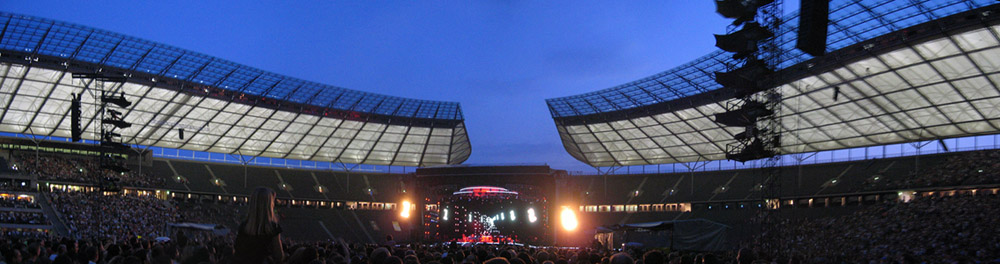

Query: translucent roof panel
555;23;1000;166
0;12;463;121
546;0;996;118
0;64;471;166
0;13;471;166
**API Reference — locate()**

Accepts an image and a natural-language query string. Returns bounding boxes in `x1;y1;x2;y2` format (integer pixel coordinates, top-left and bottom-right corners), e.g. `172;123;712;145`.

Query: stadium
2;0;1000;263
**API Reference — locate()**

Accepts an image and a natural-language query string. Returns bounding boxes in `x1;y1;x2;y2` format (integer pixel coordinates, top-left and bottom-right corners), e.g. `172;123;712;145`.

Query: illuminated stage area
437;186;547;243
415;166;561;245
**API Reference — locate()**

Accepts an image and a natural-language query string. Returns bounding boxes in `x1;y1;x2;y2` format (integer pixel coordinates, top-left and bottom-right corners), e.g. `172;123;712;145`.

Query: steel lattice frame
547;0;1000;167
0;13;471;167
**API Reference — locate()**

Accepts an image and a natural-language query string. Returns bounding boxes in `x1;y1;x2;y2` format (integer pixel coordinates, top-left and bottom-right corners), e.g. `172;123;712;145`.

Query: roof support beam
0;66;32;128
416;104;442;167
21;70;68;135
230;80;301;156
142;58;219;148
130;52;188;146
299;91;353;161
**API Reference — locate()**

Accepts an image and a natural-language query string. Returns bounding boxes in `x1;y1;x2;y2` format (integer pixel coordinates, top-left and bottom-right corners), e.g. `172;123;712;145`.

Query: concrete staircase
36;192;72;237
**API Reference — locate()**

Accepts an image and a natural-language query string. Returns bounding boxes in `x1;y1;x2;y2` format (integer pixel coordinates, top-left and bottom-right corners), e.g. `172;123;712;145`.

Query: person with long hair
234;187;284;263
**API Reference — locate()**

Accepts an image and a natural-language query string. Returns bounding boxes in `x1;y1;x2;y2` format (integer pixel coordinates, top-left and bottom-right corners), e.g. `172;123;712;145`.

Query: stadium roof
546;0;1000;167
0;12;471;166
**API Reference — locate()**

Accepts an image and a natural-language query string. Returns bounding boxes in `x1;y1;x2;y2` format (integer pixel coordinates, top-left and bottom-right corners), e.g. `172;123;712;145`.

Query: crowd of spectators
0;196;39;209
11;153;163;188
0;181;34;193
1;229;50;239
867;150;1000;190
0;194;48;226
754;193;1000;263
47;190;177;240
0;229;732;264
0;211;49;225
0;183;36;192
2;148;1000;263
175;202;243;229
3;191;1000;263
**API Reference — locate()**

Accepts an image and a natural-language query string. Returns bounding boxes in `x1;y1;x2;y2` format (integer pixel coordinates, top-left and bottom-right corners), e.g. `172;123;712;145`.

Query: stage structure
712;0;786;239
415;165;562;245
69;72;134;190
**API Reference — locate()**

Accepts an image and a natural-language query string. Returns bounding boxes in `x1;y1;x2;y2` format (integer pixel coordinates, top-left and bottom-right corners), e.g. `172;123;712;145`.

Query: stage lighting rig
97;91;132;152
733;126;765;141
715;59;774;98
102;130;122;142
715;22;774;59
715;0;775;26
101;118;132;129
107;109;123;119
101;92;132;108
712;0;782;237
713;100;773;127
70;72;133;147
725;136;779;162
71;71;134;186
711;0;781;164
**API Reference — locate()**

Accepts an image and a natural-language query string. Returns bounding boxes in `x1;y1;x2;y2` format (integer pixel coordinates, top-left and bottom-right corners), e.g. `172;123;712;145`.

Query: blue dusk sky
4;1;799;173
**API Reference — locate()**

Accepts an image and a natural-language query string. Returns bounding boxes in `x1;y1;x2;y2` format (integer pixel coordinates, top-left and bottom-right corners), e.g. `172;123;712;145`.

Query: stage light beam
560;206;578;231
400;200;411;218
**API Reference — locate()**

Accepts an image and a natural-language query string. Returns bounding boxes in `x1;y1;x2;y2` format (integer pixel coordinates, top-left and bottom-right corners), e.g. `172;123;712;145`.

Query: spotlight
442;208;448;221
510;210;516;221
400;200;411;218
527;208;538;223
560;206;578;231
